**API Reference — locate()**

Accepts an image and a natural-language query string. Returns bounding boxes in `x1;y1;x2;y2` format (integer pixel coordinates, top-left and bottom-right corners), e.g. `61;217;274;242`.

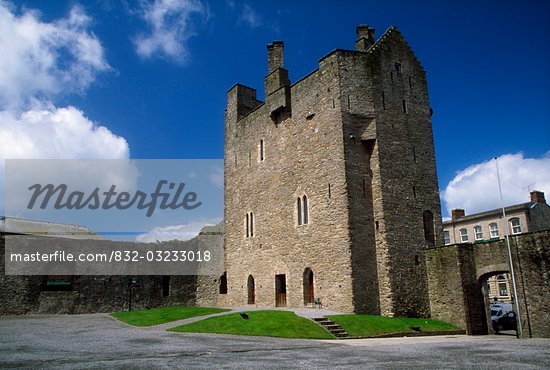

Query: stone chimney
530;190;546;204
451;209;465;221
265;41;290;98
355;25;376;52
267;41;284;72
265;41;291;121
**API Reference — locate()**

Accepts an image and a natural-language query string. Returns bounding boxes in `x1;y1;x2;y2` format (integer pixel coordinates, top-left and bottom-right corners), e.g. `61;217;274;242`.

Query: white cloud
441;152;550;217
136;220;219;242
0;2;109;109
0;3;130;215
0;106;131;213
134;0;208;63
0;106;129;160
237;4;261;28
209;166;223;188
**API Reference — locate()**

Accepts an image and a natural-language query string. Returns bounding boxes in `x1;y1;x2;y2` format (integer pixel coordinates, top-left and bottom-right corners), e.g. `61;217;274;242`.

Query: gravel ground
1;313;549;369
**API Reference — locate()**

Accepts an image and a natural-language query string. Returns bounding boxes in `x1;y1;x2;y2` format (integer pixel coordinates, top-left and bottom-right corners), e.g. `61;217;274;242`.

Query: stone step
334;333;349;338
312;316;350;339
329;328;346;333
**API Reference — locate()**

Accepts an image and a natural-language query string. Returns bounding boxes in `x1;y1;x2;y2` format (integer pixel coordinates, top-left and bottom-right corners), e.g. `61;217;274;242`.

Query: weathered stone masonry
426;230;550;338
224;26;442;316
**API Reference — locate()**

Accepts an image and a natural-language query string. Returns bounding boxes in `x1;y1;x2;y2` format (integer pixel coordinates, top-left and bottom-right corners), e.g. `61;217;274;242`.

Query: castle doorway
275;274;287;307
247;275;255;304
303;268;314;305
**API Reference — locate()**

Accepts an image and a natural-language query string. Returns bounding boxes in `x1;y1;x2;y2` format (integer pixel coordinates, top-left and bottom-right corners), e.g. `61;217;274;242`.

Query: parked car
492;311;517;332
490;303;513;321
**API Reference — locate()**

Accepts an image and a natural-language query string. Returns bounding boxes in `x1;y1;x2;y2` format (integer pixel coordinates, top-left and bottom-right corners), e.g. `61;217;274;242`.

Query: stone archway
247;275;255;304
303;268;314;306
479;268;512;335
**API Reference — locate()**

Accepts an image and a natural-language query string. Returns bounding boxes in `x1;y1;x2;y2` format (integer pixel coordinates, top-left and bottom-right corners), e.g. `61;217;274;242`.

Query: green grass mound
170;310;334;339
112;306;230;327
327;314;460;337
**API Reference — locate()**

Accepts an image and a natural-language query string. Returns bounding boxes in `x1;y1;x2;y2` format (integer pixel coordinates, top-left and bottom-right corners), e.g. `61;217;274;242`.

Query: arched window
297;197;302;225
303;268;314;305
422;210;434;245
489;223;499;238
510;218;521;235
247;275;255;304
459;228;468;243
245;213;249;238
303;195;309;224
474;225;483;241
296;195;309;225
250;212;254;237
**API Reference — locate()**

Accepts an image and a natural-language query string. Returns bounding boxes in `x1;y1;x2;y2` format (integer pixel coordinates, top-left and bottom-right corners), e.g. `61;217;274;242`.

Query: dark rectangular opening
275;274;287;307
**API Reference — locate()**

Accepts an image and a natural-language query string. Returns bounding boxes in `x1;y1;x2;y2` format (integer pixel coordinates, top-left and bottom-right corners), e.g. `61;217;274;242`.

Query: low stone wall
426;229;550;338
0;223;223;315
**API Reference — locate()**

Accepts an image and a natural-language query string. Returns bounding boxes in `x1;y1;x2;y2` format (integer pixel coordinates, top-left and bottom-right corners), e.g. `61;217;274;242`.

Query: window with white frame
474;225;483;241
459;228;468;243
443;230;450;245
489;223;499;238
510;218;521;234
497;275;508;297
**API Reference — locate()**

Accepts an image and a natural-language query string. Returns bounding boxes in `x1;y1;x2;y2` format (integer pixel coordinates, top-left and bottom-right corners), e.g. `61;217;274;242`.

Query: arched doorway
303;268;314;306
479;269;514;335
247;275;255;304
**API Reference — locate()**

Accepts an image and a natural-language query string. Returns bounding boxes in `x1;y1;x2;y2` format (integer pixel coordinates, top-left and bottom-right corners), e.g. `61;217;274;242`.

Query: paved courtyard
0;313;549;369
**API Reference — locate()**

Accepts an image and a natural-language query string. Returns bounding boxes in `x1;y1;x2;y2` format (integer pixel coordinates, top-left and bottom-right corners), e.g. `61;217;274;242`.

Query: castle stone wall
426;230;550;338
224;26;442;316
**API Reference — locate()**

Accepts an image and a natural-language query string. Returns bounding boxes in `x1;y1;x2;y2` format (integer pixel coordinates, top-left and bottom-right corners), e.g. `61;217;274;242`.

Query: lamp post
494;156;523;338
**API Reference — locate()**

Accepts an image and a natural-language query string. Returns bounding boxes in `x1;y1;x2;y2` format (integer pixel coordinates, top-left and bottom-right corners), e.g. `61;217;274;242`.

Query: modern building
223;25;442;316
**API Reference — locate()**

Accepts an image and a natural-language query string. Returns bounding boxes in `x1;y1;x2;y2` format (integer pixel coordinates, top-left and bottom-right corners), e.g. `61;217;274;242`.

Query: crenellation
224;25;441;316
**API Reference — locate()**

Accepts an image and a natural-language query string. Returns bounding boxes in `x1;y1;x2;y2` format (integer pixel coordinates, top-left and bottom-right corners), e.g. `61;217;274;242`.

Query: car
490;303;513;321
492;311;517;333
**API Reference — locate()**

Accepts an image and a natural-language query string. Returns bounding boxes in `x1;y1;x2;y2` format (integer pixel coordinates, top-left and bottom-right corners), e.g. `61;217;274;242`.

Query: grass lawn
327;314;460;337
169;310;334;339
112;306;230;327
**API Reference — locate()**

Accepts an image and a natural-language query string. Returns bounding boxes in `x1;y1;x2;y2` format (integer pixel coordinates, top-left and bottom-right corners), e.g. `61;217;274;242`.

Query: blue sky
1;0;549;226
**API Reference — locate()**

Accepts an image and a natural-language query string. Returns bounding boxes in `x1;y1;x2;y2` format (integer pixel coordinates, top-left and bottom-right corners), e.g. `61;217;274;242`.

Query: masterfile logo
4;159;222;238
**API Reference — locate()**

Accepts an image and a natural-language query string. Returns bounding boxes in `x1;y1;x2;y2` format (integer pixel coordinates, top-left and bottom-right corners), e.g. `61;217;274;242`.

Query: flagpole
494;156;523;338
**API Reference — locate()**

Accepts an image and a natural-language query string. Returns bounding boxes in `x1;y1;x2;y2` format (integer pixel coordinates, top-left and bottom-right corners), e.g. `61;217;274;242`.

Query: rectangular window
489;223;499;238
460;228;468;243
382;91;386;110
474;226;483;241
443;230;450;245
245;212;254;237
510;218;521;234
162;276;170;297
42;275;73;291
394;62;402;73
259;139;264;161
402;99;408;113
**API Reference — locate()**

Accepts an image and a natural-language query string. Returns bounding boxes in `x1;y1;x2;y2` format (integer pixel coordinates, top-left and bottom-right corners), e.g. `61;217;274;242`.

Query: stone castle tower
223;25;442;317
